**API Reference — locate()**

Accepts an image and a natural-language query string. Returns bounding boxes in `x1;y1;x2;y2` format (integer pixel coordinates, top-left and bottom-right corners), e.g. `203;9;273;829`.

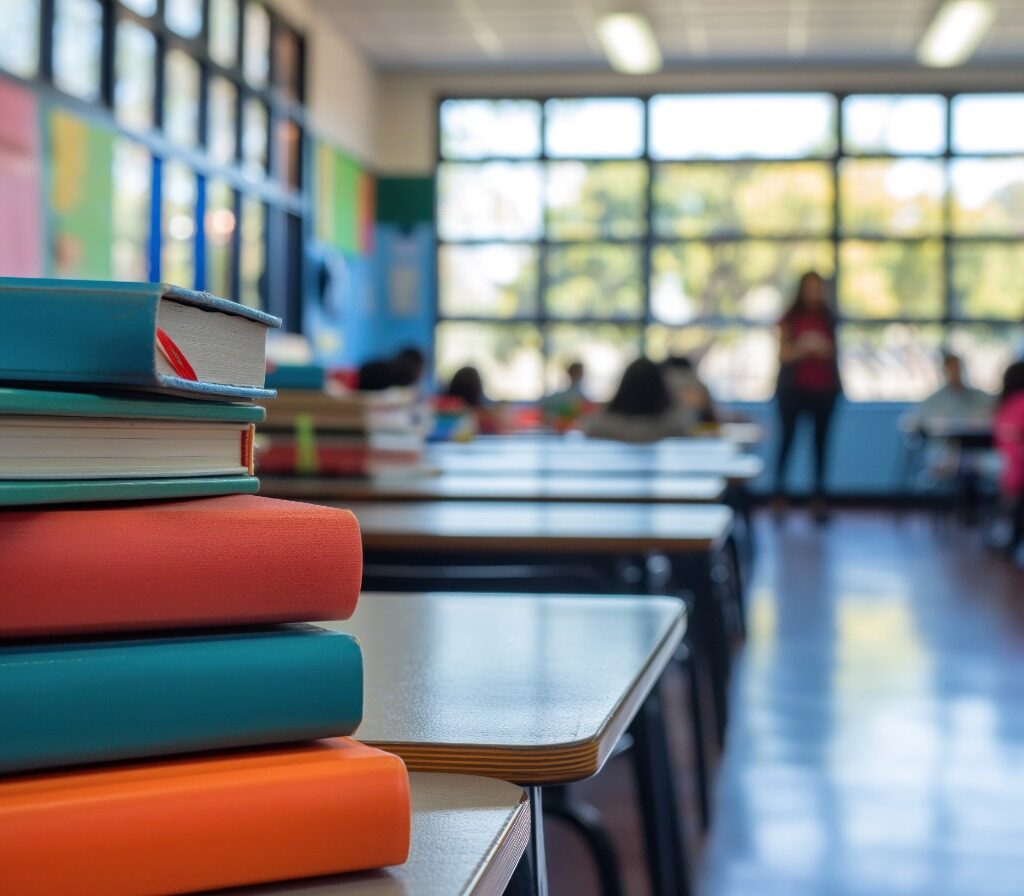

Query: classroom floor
546;511;1024;895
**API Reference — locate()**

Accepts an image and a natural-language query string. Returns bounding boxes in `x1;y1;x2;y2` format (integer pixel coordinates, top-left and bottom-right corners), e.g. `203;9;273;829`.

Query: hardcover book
0;387;262;480
0;626;363;773
0;495;363;636
0;278;280;400
0;738;411;896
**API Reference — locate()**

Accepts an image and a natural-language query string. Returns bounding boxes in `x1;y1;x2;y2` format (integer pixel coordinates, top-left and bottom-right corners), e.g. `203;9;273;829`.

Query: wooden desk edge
364;605;686;786
467;788;531;896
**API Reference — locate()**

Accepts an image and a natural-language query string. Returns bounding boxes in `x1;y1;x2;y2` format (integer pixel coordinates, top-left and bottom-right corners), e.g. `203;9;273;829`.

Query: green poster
314;140;370;256
47;108;114;279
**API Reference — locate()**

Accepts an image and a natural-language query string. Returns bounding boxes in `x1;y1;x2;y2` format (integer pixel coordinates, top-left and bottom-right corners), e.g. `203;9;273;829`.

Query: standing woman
774;271;843;521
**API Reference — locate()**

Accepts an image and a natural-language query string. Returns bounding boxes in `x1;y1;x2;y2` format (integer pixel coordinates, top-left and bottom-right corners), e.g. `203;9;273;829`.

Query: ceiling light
917;0;995;68
597;13;663;74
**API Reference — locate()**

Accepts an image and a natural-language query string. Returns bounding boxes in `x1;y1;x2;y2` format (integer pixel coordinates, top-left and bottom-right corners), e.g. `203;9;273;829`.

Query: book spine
0;497;362;635
0;741;410;896
0;287;159;385
0;630;363;774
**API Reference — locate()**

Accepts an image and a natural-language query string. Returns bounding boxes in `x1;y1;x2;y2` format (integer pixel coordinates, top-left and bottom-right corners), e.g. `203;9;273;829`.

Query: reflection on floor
547;512;1024;896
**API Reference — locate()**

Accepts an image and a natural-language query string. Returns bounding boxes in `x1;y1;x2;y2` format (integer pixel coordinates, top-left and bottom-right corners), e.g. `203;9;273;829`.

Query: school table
322;592;691;896
348;501;738;762
424;445;764;485
258;473;728;505
233;772;529;896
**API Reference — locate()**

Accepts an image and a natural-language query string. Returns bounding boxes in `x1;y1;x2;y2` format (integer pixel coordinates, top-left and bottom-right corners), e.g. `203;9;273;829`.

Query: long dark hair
607;358;672;417
781;271;834;326
446;366;485;408
1000;361;1024;407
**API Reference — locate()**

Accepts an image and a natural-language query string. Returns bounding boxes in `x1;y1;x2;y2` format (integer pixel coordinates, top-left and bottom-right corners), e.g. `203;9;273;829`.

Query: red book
0;495;362;637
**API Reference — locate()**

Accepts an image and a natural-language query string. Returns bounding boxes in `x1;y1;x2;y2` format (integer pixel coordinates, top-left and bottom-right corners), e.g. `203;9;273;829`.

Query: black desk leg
630;688;692;896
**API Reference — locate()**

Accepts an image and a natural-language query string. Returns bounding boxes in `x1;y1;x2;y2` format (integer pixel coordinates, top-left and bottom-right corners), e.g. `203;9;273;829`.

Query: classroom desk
230;772;529;896
323;592;691;896
470;424;765;449
349;500;733;554
349;500;737;755
258;473;728;505
423;447;763;486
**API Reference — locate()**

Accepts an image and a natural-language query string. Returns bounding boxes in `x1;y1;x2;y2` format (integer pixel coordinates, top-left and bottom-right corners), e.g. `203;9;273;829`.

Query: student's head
662;355;695;374
784;271;830;320
394;346;426;385
358;359;397;392
447;366;485;408
567;361;585;385
941;351;965;388
607;358;673;417
1000;361;1024;406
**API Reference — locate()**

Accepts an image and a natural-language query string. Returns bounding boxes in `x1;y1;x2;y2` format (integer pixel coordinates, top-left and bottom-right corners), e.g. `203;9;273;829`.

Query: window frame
1;0;307;327
435;89;1024;401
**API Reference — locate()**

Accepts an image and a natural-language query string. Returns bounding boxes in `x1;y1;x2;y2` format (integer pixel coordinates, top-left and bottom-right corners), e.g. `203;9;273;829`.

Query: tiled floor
548;511;1024;895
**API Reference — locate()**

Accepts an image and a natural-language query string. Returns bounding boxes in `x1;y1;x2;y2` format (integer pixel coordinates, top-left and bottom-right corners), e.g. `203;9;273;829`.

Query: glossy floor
547;512;1024;895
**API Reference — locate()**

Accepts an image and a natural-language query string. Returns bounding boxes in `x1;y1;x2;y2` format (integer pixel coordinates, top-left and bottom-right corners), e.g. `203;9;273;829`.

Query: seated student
917;351;993;425
661;355;718;425
443;366;502;435
994;361;1024;556
542;360;589;431
391;346;426;388
582;357;696;443
357;358;399;392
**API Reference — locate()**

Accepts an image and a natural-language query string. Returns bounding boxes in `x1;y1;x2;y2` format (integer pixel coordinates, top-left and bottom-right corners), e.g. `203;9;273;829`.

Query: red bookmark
156;327;199;381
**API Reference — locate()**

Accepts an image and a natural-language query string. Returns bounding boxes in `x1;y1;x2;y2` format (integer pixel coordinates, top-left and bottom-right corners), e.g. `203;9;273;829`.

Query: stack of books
258;366;426;479
0;279;410;894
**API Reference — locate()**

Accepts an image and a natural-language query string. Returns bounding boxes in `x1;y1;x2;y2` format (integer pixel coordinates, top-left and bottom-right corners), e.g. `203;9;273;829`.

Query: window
164;49;200;147
0;0;307;327
111;139;152;280
0;0;40;78
209;0;240;67
53;0;103;102
114;19;156;131
205;179;236;298
437;92;1024;402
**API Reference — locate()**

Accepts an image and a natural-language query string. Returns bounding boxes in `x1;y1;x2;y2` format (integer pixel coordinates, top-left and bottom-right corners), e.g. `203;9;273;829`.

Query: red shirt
995;392;1024;497
783;312;838;392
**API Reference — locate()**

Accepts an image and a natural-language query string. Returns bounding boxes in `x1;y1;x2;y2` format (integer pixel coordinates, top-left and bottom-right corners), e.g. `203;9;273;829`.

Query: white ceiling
313;0;1024;71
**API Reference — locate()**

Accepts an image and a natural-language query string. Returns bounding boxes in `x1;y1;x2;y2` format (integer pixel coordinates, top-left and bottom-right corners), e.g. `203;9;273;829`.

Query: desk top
325;592;686;784
424;447;763;483
258;473;728;505
233;773;529;896
349;500;734;553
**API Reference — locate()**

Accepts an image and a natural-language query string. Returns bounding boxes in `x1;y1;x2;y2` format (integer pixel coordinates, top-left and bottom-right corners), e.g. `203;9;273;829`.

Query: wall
268;0;378;161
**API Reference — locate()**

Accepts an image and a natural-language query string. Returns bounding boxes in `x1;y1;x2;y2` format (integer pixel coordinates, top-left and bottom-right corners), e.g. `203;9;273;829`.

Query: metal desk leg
527;786;549;896
630;688;692;896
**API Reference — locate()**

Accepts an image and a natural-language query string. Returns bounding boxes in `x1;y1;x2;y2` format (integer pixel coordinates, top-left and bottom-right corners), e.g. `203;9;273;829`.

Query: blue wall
729;400;916;496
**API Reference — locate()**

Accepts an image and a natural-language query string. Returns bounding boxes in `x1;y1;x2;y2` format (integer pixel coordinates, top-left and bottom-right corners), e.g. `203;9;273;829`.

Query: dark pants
775;389;838;498
1011;495;1024;555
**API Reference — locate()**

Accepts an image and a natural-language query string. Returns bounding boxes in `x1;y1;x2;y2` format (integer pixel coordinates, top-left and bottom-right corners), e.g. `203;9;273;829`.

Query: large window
0;0;306;325
437;93;1024;401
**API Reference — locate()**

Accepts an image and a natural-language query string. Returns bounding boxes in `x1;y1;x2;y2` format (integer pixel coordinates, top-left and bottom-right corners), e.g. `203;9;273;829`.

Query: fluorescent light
597;13;663;75
917;0;995;68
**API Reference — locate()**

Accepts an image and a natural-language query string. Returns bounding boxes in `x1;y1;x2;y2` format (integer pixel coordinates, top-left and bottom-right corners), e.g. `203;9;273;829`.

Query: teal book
0;386;264;487
0;278;280;400
0;626;363;774
0;475;260;506
265;363;327;390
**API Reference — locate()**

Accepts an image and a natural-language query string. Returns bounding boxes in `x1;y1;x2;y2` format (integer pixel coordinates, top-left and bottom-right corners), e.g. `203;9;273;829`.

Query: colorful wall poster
46;108;114;279
0;77;43;276
313;140;374;256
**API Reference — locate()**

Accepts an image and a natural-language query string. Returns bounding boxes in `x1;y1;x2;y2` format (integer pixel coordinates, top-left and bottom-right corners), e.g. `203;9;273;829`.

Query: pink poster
0;77;43;277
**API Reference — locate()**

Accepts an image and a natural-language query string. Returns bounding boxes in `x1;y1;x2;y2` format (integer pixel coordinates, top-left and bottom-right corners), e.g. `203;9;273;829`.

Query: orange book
0;495;362;637
0;738;411;896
